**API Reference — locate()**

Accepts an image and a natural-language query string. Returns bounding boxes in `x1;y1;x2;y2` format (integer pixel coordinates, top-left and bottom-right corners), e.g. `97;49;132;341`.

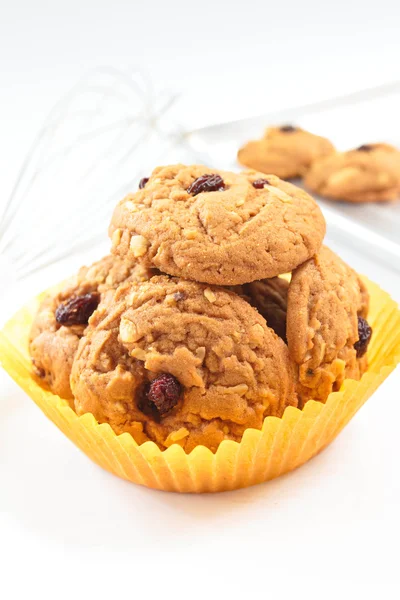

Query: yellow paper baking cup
1;277;399;493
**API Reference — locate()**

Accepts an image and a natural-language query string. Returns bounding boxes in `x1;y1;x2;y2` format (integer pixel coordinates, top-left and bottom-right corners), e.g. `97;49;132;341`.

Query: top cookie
304;143;400;202
109;165;326;285
237;125;335;179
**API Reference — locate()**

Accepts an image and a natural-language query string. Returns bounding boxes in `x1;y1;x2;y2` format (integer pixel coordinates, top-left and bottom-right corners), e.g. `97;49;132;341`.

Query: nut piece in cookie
237;126;335;180
286;246;371;405
29;255;152;402
109;164;326;286
70;276;298;452
304;143;400;202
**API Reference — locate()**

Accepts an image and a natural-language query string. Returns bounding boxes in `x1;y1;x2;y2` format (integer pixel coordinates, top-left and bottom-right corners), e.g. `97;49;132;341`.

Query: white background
1;1;400;598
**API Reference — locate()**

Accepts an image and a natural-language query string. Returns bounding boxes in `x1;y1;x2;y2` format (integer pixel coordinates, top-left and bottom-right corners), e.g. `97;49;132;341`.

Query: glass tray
184;80;400;275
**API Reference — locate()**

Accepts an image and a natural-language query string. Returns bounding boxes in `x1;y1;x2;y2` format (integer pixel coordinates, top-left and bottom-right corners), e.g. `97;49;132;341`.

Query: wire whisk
0;67;184;281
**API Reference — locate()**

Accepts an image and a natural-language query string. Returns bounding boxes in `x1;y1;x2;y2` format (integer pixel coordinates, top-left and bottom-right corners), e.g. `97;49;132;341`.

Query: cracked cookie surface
29;255;153;402
237;126;335;179
304;143;400;202
70;275;298;452
286;246;370;405
109;164;326;285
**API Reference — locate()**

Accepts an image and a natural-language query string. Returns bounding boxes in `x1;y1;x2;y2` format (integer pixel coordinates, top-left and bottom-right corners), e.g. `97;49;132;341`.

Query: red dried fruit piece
356;144;373;152
354;316;372;358
280;125;297;132
252;178;270;189
139;177;149;189
143;373;182;417
55;293;100;326
187;174;225;196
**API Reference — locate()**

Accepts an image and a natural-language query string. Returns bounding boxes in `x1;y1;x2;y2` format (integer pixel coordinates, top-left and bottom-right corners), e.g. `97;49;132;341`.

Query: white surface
1;1;400;599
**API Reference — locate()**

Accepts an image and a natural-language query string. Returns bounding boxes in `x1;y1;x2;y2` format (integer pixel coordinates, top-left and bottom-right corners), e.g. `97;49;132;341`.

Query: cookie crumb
120;318;139;343
204;288;216;303
130;235;148;257
184;228;198;240
249;323;264;345
130;347;147;361
195;346;206;361
171;189;189;202
124;200;138;212
111;228;122;247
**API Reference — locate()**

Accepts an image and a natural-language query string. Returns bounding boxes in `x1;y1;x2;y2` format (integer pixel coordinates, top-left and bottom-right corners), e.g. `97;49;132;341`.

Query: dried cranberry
354;316;372;358
187;174;225;196
139;177;149;189
141;373;182;418
32;362;45;378
280;125;297;133
55;293;99;326
357;144;373;152
252;178;270;189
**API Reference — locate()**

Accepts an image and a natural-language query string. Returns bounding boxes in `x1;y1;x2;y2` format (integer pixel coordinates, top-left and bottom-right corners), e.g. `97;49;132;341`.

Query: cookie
237;125;335;179
232;277;289;342
29;255;152;402
286;246;371;405
304;143;400;202
70;275;298;452
109;164;326;286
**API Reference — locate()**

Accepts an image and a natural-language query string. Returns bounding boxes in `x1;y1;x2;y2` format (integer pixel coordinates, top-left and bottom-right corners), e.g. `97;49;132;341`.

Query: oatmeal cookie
237;125;335;179
29;255;152;402
71;275;298;452
286;246;371;405
304;143;400;202
109;164;326;285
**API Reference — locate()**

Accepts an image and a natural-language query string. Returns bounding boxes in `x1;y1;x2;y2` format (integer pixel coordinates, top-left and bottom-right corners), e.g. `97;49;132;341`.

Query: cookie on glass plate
304;143;400;202
238;125;335;179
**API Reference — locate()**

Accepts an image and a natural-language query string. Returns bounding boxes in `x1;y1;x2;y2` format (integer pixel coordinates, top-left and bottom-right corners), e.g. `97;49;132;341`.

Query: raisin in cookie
29;255;152;402
304;143;400;202
286;246;372;405
71;276;298;452
237;126;335;180
109;164;326;286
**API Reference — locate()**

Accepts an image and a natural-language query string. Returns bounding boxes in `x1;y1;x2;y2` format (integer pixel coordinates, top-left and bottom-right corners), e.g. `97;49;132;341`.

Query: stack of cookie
238;126;400;202
30;165;372;452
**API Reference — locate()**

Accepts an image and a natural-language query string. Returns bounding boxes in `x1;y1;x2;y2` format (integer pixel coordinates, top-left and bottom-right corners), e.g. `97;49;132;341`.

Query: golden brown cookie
304;143;400;202
29;255;152;402
237;125;335;179
286;246;372;405
71;275;298;452
232;277;288;342
109;164;326;286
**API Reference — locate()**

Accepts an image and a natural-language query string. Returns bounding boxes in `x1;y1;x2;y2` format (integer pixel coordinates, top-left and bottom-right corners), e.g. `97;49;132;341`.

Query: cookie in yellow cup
1;276;399;493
